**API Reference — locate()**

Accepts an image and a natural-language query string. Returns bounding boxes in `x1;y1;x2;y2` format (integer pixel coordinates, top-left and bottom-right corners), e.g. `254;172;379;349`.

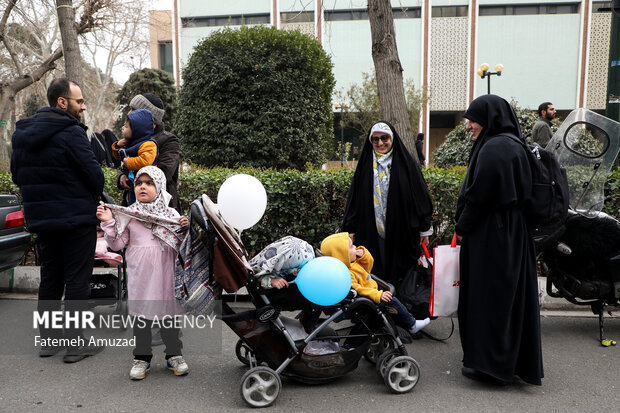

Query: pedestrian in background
532;101;556;147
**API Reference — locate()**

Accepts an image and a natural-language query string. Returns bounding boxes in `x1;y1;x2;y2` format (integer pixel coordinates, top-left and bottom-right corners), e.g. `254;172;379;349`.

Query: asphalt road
0;297;618;412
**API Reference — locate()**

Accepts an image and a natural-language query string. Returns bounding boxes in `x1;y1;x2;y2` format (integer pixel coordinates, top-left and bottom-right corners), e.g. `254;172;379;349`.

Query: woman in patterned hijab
342;121;433;286
103;165;186;251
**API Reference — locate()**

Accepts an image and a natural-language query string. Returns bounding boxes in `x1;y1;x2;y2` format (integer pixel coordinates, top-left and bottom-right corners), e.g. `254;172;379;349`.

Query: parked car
0;194;30;272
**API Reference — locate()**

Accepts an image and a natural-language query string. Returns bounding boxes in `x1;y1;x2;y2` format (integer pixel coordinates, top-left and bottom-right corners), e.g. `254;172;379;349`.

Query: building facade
158;0;613;161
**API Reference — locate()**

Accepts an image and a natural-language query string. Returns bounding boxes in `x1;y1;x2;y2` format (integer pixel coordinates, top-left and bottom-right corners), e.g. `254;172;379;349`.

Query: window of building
159;41;173;75
431;6;468;18
479;3;579;16
592;2;612;13
281;11;314;23
325;8;421;21
181;14;270;28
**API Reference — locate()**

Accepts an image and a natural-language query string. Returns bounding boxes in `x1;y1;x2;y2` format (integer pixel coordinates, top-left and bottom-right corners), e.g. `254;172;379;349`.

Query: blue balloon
296;256;351;306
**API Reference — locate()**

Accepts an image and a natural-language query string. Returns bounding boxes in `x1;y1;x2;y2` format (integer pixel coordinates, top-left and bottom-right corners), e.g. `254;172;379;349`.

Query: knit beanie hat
129;93;165;126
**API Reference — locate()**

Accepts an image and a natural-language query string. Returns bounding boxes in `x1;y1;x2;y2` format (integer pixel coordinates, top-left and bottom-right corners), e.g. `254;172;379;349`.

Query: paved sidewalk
0;298;618;412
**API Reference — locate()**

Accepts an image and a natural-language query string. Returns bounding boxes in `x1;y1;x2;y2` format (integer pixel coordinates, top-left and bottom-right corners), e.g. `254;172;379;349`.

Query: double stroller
188;195;421;408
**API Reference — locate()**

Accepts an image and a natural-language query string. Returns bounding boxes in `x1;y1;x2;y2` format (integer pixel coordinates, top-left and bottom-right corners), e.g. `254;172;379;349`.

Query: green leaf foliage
175;26;335;170
114;68;178;136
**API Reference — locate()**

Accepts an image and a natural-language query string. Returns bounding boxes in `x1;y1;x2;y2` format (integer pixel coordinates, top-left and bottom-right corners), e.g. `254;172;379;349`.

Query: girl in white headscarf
97;165;189;381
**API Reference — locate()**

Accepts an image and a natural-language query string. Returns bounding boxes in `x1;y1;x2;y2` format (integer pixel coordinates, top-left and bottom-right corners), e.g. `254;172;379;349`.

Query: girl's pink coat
101;218;183;318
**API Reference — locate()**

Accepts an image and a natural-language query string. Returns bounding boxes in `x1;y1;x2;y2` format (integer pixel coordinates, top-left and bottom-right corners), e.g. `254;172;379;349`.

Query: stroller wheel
240;366;281;408
235;339;254;366
376;349;400;378
383;356;420;394
364;336;395;364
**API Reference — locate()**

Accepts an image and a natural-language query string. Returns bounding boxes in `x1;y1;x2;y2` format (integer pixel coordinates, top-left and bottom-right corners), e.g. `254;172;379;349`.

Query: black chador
456;95;544;385
343;121;433;285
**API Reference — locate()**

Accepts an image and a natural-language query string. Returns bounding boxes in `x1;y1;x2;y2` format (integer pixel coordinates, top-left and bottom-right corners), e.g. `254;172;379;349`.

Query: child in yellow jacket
321;232;429;334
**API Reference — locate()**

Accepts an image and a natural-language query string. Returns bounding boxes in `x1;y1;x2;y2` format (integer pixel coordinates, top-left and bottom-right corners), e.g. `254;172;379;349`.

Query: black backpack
506;135;569;228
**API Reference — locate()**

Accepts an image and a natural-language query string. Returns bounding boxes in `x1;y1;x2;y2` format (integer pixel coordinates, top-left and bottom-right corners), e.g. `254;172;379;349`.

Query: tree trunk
367;0;419;162
55;0;82;84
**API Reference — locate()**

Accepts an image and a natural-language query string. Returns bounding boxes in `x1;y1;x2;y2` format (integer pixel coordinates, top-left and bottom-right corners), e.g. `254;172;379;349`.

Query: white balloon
217;174;267;230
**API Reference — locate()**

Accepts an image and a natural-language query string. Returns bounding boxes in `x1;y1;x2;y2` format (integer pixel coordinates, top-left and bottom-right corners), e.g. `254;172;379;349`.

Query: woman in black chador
455;95;543;385
342;121;433;286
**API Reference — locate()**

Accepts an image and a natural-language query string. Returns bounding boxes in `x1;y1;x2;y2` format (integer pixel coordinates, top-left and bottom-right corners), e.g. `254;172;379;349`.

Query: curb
0;266;590;312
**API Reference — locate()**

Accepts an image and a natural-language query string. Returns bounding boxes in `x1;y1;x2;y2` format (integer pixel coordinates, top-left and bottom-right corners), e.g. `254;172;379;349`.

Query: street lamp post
477;63;504;94
334;102;349;167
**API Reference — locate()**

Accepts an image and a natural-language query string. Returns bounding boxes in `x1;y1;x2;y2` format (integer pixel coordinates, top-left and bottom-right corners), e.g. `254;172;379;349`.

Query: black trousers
37;225;97;342
133;318;182;362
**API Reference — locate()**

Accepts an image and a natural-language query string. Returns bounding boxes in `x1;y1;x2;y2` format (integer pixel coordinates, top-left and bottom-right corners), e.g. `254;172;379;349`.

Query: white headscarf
104;166;185;251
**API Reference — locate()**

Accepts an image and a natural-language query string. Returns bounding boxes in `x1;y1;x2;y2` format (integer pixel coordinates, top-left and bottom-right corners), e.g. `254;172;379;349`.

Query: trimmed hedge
176;26;335;170
5;166;620;256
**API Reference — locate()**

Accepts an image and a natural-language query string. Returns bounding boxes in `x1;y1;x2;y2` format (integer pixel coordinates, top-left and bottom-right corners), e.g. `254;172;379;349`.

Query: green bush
431;121;472;168
176;26;335;170
176;166;351;254
114;68;179;136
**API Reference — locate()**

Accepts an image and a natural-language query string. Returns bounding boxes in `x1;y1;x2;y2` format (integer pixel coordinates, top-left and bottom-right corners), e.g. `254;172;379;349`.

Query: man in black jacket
118;93;180;211
11;78;105;363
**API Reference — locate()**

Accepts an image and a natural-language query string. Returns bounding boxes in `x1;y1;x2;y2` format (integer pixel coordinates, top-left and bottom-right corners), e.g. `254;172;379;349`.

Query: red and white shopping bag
429;233;460;317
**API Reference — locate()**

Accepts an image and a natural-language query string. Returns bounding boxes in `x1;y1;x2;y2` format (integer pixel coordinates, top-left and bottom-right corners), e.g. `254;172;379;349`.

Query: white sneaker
167;356;189;376
409;318;431;335
130;359;150;380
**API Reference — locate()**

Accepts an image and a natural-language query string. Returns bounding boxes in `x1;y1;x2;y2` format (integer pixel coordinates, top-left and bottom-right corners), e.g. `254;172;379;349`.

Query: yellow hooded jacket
320;232;383;303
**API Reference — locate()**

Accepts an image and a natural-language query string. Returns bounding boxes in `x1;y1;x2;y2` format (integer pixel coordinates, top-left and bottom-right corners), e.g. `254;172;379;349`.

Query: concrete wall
475;14;581;108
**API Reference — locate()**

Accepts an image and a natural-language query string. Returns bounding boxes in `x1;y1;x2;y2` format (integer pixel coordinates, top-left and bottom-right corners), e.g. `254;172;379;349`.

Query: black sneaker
39;345;66;358
63;344;104;363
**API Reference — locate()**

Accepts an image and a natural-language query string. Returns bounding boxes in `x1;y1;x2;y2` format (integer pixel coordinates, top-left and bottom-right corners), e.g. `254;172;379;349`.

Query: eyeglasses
371;135;391;144
61;96;86;105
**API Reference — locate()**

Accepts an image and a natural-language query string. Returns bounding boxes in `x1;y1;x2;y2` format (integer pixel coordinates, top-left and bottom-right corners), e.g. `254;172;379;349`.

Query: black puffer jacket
11;107;104;232
153;129;180;210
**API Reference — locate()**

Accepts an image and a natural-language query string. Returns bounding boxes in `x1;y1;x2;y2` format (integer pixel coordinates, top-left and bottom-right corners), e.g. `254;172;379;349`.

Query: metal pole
487;74;491;94
605;0;620;122
340;107;344;167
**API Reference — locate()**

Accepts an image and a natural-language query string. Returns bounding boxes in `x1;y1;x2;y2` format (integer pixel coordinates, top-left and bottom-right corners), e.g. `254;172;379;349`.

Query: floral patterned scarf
369;122;394;238
104;166;185;251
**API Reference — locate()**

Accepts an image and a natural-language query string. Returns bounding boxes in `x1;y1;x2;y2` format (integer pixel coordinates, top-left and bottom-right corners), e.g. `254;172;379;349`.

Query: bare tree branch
0;0;23;76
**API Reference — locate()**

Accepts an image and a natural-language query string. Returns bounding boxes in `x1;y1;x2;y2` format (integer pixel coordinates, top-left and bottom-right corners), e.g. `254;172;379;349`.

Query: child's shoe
129;359;150;380
167;355;189;376
409;318;431;335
